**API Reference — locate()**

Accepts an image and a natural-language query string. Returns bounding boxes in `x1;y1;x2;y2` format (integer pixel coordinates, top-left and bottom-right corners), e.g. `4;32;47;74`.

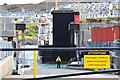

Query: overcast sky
0;0;45;5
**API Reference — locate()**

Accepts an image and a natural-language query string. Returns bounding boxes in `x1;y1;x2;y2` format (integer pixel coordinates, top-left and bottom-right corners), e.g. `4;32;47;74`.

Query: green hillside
18;23;38;40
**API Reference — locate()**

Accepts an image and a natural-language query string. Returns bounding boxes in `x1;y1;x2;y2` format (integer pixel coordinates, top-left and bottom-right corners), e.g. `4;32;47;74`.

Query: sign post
84;51;110;71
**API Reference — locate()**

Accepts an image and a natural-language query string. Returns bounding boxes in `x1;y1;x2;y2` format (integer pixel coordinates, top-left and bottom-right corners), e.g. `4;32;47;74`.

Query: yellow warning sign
84;51;110;69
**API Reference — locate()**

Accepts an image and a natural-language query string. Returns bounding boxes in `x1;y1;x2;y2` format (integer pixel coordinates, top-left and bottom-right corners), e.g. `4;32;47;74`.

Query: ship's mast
55;0;58;10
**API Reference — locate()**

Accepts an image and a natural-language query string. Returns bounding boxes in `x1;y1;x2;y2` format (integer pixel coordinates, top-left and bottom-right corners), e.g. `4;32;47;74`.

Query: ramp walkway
3;68;118;79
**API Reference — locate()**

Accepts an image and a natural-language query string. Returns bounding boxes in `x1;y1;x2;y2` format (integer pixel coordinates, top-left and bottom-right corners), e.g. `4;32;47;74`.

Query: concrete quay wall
0;55;13;80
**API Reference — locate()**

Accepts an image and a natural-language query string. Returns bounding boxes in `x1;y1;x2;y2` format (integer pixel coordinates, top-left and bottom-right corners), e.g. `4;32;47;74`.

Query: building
92;26;120;42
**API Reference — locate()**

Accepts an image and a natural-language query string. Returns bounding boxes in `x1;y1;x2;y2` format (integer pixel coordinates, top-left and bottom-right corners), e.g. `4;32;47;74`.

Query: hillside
1;0;114;12
1;2;74;12
1;2;55;12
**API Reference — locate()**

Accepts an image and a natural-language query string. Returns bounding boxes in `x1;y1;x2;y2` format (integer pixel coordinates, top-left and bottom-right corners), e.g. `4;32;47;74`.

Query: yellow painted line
34;50;37;78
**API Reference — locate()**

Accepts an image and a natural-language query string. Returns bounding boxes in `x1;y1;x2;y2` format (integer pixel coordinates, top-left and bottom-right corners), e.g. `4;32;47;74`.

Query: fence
0;40;13;80
0;41;13;60
84;41;120;56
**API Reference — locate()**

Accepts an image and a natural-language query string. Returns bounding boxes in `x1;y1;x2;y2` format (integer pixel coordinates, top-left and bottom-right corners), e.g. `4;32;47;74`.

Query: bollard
34;50;37;78
95;68;98;72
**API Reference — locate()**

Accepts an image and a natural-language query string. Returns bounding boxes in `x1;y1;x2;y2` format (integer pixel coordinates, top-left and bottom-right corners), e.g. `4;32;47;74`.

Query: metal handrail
0;47;120;51
26;69;120;80
1;47;120;79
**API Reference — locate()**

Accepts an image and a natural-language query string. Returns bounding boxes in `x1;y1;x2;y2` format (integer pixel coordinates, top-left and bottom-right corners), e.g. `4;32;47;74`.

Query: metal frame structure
1;47;120;51
0;47;120;79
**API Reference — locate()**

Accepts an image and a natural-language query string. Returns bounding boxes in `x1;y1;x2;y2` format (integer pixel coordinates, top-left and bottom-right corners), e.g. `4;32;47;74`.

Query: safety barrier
0;41;12;60
0;47;120;79
0;41;13;80
1;47;120;51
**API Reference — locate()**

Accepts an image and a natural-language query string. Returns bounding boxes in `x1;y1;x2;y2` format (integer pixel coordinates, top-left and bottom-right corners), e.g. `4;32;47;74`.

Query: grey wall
0;18;15;37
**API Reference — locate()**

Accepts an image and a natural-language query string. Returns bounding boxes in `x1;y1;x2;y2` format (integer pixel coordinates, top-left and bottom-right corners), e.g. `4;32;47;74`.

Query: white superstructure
37;14;53;46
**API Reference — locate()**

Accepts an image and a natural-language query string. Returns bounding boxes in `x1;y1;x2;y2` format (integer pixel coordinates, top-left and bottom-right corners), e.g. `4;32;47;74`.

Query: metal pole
22;30;25;59
34;50;37;78
78;28;80;48
38;24;40;45
118;55;120;74
78;24;81;65
1;47;120;51
16;32;18;74
76;32;80;65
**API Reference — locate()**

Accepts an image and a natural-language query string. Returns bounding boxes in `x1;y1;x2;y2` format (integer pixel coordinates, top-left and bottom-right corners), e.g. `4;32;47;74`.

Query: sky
0;0;45;5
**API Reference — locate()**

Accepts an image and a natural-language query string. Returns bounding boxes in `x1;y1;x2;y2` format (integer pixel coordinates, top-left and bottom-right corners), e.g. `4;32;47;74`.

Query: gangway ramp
3;68;118;80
